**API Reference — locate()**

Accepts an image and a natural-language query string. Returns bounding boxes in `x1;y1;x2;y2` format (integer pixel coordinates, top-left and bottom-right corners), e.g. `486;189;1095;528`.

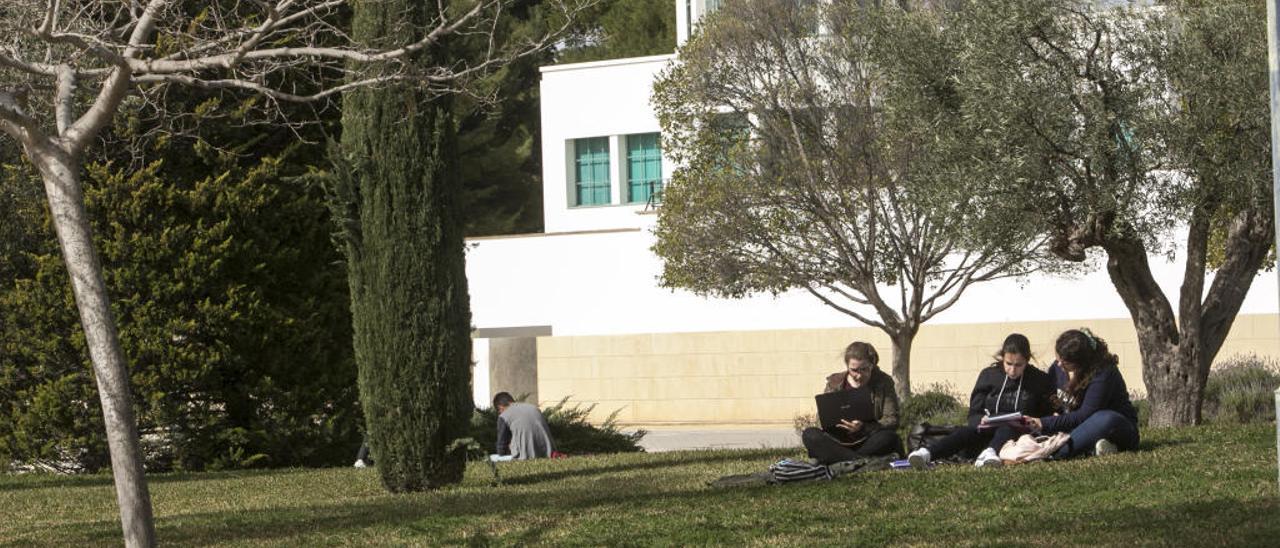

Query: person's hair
493;392;515;409
1056;328;1119;407
993;333;1034;363
843;341;879;367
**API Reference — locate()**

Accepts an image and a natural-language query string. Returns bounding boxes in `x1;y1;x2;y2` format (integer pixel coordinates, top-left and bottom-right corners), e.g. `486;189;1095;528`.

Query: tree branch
0;89;44;141
0;48;58;76
135;0;491;74
55;65;75;135
63;0;168;155
133;72;407;103
805;285;886;330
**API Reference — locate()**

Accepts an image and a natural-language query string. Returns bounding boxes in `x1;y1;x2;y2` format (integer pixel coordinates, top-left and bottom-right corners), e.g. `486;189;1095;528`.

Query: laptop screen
814;388;876;430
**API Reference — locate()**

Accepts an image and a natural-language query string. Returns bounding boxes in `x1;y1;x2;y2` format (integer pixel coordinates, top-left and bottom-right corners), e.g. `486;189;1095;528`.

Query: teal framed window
626;133;663;204
573;137;611;206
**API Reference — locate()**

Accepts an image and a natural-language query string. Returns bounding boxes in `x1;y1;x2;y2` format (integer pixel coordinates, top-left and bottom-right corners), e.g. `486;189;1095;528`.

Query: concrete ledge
635;428;800;453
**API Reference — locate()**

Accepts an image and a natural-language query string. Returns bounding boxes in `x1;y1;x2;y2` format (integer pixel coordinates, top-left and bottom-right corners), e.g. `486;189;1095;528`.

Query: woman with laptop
1025;328;1140;459
907;333;1054;469
800;341;903;464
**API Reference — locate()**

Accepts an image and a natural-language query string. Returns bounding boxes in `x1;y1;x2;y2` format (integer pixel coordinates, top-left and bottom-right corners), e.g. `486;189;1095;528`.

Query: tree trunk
338;0;473;492
28;142;156;546
1103;207;1272;427
1131;325;1202;426
1104;233;1200;427
888;329;916;402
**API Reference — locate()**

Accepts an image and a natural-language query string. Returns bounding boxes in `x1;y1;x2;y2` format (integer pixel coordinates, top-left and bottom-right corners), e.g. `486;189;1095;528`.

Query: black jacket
965;363;1054;428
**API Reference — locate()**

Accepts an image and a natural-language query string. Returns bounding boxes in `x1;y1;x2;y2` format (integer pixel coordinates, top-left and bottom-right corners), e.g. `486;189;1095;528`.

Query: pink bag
997;432;1070;463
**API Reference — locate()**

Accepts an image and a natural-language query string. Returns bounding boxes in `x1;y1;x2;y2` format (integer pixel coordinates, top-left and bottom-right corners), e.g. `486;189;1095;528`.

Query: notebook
978;411;1029;432
814;388;876;431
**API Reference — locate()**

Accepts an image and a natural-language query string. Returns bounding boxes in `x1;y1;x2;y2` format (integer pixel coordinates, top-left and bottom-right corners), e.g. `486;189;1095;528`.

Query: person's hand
836;419;863;433
1026;417;1042;433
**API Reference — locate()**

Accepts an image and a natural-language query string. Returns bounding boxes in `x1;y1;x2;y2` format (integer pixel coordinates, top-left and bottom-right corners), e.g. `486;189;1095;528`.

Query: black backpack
907;422;973;462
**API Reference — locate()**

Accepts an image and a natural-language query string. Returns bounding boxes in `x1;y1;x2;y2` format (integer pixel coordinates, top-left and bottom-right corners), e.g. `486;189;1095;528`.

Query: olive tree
943;0;1272;426
652;0;1050;400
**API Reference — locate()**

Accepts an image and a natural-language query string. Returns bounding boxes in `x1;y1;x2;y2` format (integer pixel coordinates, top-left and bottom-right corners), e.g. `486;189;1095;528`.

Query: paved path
633;428;800;453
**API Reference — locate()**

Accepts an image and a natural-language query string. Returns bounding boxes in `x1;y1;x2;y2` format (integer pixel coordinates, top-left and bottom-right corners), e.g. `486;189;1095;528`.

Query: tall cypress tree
336;0;474;491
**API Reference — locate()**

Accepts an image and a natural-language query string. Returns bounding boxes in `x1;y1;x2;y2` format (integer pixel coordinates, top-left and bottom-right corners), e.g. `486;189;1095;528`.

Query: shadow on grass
45;476;1280;546
0;467;329;493
499;450;779;486
973;496;1280;546
1137;437;1189;452
9;449;792;545
80;478;719;545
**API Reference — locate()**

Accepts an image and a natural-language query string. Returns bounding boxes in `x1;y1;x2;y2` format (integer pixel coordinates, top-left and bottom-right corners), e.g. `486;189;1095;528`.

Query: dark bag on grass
708;456;893;489
908;422;961;453
769;458;832;483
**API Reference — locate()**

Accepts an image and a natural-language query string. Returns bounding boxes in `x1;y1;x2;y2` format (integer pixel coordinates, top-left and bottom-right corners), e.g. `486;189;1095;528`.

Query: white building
465;1;1280;427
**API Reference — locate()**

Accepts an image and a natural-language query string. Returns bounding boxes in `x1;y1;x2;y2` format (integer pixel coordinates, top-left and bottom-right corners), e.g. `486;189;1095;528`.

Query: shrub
1203;354;1280;424
792;412;818;438
469;397;646;457
900;383;967;429
1129;392;1151;428
0;100;360;473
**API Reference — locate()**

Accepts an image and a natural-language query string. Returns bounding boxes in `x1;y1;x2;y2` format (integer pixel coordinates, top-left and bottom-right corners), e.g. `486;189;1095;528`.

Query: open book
978;412;1031;432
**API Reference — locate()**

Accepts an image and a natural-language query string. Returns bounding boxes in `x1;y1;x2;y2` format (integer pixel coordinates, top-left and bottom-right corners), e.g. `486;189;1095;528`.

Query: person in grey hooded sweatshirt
490;392;555;461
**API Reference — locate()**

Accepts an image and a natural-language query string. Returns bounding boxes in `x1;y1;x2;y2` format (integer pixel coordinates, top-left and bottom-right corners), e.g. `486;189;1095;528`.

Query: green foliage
451;0;677;237
651;0;1046;397
559;0;676;63
337;0;474;492
1203;354;1280;424
1156;0;1275;269
0;96;358;472
899;383;966;429
1129;394;1151;428
468;397;646;456
2;424;1277;545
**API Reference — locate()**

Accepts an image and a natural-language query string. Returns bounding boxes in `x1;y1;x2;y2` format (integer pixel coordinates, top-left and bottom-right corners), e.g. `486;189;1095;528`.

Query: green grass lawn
3;423;1278;546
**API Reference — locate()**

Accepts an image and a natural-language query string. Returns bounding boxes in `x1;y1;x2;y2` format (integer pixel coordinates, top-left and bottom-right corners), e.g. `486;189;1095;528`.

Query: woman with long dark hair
800;341;903;464
1026;328;1140;459
907;333;1054;469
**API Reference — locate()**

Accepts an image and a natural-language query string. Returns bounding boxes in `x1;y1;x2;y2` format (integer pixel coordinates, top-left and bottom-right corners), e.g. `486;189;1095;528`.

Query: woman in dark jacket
801;341;903;464
908;334;1053;469
1027;328;1139;459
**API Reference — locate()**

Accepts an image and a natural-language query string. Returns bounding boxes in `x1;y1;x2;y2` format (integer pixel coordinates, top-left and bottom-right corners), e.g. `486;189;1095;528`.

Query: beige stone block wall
536;314;1280;428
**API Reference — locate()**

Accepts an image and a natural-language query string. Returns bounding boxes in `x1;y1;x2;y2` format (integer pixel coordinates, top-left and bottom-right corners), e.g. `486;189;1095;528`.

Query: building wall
466;226;1279;337
467;227;1280;416
536;315;1280;426
539;55;674;233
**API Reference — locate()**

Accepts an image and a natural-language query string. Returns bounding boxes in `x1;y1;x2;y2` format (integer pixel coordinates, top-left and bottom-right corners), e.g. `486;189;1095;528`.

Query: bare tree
0;1;584;545
652;0;1051;401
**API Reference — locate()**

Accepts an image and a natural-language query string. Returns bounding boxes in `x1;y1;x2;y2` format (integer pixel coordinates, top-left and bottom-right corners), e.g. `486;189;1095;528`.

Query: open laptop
815;388;876;431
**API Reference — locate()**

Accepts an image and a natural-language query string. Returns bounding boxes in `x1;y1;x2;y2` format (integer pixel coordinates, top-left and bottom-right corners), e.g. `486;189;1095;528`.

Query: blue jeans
1054;409;1140;459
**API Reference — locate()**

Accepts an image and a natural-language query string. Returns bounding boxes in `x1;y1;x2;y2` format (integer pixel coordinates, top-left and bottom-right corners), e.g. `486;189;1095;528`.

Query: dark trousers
355;443;371;463
927;425;1020;461
1054;409;1141;459
802;427;902;465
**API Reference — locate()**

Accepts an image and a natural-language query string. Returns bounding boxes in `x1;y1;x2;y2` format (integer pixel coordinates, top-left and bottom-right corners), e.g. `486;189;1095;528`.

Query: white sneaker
1095;438;1119;457
353;459;368;468
907;448;931;471
975;447;1002;468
